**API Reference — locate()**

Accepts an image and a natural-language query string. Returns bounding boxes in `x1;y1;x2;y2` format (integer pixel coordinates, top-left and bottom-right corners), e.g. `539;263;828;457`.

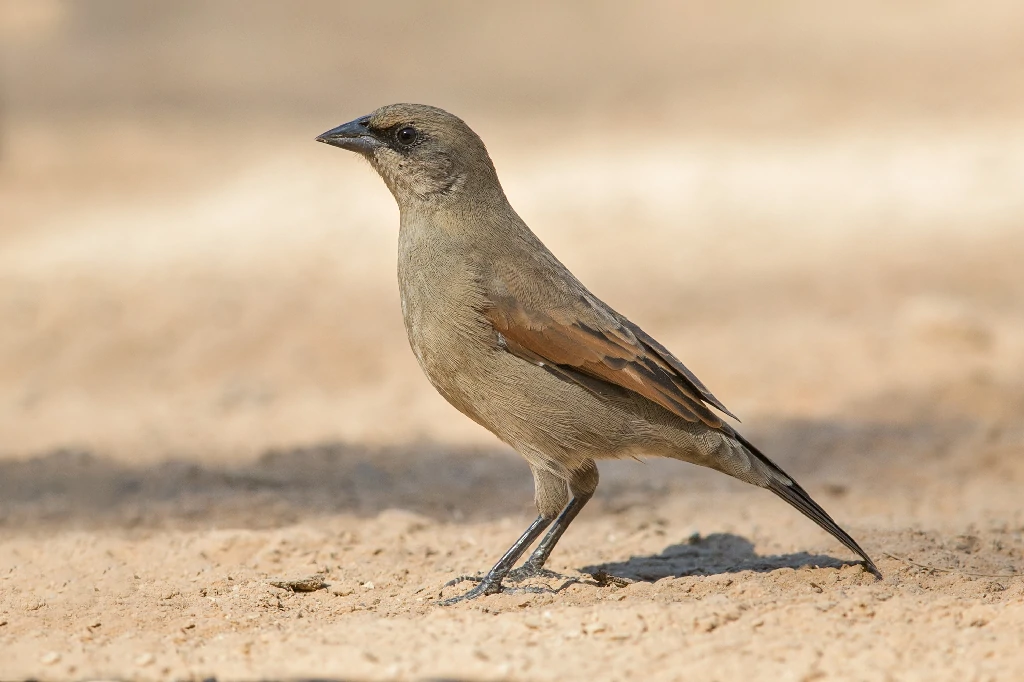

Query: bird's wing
483;273;737;429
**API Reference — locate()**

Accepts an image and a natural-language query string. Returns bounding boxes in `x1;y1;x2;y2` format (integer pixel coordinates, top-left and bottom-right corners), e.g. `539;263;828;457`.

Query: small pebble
267;575;326;592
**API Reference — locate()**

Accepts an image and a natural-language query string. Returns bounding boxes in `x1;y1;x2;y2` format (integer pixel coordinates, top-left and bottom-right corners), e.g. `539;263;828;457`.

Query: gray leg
439;462;598;604
439;513;554;605
439;465;576;604
511;459;599;579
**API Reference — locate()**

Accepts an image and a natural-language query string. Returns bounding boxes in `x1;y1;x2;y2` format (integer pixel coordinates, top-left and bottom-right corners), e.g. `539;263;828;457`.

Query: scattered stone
588;571;634;588
267;575;326;592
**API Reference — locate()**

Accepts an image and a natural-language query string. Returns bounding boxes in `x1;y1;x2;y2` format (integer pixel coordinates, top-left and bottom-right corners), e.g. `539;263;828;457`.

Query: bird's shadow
582;532;853;582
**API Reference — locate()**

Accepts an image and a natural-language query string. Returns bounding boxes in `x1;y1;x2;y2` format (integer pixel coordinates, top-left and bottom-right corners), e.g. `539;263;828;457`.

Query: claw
506;564;570;583
437;571;583;605
441;574;485;589
438;577;503;605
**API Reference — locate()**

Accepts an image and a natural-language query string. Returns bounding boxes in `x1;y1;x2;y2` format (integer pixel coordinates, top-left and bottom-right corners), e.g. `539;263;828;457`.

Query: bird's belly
406;322;702;475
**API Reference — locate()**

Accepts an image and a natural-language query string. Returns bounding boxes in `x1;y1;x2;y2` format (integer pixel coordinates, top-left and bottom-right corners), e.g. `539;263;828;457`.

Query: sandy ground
2;2;1024;681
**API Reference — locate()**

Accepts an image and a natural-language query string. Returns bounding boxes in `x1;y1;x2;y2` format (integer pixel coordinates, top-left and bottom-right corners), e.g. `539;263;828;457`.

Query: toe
441;574;485;589
438;578;503;605
507;565;570;583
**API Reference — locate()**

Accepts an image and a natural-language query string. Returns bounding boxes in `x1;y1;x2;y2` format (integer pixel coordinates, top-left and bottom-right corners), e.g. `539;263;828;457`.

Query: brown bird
316;104;880;603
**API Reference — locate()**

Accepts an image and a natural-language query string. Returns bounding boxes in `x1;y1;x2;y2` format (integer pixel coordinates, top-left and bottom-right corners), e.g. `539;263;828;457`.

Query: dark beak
315;117;379;155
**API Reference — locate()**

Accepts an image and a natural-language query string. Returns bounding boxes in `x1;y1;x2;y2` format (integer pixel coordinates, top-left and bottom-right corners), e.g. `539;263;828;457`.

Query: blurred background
1;0;1022;462
4;7;1024;677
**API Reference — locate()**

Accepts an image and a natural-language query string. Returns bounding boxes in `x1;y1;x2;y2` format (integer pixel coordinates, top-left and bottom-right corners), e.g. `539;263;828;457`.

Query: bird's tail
731;431;882;579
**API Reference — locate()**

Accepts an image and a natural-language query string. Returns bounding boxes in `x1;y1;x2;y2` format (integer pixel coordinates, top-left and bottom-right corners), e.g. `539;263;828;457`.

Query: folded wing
484;281;736;429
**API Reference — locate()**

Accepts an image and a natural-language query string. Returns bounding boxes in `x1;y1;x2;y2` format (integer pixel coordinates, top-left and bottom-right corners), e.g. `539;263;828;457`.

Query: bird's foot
438;576;505;605
506;562;573;584
438;569;577;605
438;580;566;605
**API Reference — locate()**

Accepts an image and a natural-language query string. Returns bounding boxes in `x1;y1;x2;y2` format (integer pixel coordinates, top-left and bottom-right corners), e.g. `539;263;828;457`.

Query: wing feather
485;285;735;428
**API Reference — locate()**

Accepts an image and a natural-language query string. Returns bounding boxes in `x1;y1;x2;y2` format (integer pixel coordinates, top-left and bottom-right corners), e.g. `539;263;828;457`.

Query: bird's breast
397;224;496;416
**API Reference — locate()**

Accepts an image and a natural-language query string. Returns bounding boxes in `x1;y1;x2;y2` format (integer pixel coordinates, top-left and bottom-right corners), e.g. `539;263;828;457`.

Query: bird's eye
395;126;418;146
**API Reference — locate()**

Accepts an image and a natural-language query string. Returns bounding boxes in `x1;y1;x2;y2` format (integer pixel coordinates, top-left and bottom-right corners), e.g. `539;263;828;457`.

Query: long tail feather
734;432;882;579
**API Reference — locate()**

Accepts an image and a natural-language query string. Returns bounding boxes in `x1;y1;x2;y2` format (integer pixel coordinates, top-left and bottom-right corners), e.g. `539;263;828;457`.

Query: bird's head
316;104;504;209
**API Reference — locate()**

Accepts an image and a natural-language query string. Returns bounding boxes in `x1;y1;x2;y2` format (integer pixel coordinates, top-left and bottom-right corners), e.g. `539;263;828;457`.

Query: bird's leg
438;514;553;605
443;465;566;591
508;460;598;583
507;492;593;582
